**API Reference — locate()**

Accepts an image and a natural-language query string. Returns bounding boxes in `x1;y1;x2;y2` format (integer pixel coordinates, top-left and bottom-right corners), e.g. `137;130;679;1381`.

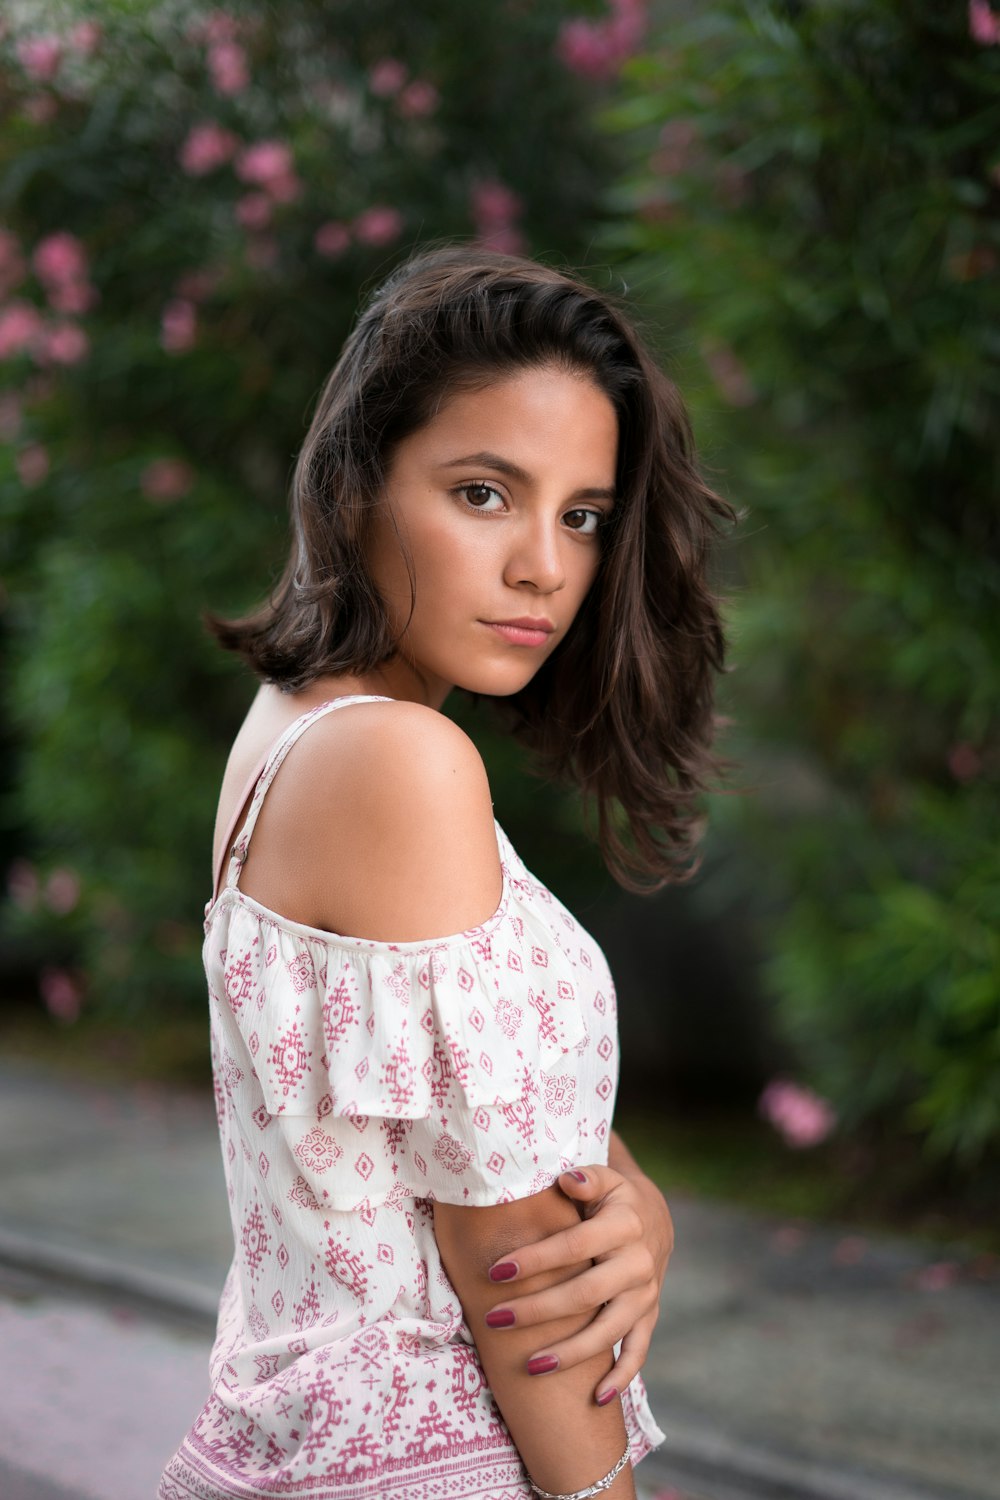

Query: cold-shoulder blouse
158;695;664;1500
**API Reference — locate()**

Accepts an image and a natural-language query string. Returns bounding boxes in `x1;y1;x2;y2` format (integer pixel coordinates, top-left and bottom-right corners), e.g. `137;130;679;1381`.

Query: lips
493;617;555;633
484;617;556;648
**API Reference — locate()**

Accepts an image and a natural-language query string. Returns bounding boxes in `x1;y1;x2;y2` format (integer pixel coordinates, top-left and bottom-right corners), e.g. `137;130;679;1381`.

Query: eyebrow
438;450;617;504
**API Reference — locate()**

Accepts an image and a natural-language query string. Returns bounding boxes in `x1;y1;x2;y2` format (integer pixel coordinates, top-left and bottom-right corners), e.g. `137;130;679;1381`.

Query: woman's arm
481;1134;674;1403
434;1188;636;1500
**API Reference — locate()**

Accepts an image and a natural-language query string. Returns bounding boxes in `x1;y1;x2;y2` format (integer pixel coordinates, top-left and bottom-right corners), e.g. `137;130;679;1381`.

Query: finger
486;1259;640;1329
554;1165;625;1216
523;1299;643;1380
594;1311;658;1405
486;1206;632;1283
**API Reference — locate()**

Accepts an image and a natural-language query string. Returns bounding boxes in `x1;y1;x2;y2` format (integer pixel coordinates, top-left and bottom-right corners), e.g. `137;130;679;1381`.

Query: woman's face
368;364;619;707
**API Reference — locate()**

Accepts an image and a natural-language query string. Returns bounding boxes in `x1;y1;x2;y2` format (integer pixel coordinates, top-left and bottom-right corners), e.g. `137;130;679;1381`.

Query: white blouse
159;696;664;1500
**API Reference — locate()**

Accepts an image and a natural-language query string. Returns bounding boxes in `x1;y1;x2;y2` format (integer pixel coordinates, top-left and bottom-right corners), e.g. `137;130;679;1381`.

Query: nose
502;514;566;594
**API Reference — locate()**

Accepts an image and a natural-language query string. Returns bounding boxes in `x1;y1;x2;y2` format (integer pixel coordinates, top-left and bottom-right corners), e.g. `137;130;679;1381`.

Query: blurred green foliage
4;0;999;1195
0;0;617;1016
603;1;1000;1171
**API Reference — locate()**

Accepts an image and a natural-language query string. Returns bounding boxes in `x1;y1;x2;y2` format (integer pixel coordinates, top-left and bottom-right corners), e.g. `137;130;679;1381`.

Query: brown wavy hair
209;245;735;889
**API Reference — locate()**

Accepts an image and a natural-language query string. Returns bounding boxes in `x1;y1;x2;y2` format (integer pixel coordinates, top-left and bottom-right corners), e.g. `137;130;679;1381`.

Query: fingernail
489;1261;519;1282
527;1354;559;1375
567;1170;587;1183
596;1387;618;1406
485;1308;516;1328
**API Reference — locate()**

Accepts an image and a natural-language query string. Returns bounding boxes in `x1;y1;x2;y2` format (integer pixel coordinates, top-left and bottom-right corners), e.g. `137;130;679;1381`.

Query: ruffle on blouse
209;861;591;1123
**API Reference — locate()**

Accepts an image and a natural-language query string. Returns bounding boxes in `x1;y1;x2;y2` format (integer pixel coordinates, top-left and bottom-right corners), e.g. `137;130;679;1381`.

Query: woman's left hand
483;1162;674;1404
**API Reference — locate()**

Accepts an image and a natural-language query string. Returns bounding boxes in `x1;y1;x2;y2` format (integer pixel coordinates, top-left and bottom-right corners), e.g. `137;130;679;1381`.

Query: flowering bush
603;2;1000;1177
758;1079;836;1151
0;0;621;1023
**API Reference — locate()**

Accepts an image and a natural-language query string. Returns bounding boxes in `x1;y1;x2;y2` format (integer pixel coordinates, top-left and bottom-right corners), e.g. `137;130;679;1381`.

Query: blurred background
0;3;997;1499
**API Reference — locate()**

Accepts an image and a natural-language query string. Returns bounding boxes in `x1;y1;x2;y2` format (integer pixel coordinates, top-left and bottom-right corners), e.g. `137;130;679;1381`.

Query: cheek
566;545;602;606
405;512;497;597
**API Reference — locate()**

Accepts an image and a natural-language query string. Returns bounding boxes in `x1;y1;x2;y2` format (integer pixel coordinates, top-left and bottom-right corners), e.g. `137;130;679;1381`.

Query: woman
159;246;731;1500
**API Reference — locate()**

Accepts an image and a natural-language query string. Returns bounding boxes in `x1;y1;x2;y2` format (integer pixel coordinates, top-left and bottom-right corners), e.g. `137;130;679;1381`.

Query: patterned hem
159;1405;660;1500
158;1437;533;1500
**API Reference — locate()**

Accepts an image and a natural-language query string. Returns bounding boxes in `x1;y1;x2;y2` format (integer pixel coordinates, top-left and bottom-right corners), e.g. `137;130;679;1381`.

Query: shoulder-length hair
209;245;735;889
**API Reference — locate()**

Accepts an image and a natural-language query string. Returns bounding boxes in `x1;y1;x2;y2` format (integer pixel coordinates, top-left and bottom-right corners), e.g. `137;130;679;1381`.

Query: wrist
527;1437;632;1500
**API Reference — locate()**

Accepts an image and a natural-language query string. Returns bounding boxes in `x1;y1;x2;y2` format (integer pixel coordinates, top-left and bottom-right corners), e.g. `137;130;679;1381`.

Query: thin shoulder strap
211;755;269;905
220;695;394;897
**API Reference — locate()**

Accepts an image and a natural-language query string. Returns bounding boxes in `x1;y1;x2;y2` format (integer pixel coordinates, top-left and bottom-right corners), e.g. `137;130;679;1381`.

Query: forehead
395;366;619;478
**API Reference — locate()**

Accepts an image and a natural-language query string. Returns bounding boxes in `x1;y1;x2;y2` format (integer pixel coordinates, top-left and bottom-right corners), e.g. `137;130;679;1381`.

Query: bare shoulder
245;699;501;940
291;698;492;821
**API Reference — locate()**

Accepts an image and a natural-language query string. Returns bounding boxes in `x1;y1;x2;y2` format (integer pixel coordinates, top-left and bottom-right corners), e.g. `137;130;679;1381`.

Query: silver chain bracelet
527;1437;632;1500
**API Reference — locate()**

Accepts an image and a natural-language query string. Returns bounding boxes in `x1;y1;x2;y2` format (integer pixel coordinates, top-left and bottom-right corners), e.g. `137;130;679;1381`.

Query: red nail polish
567;1170;588;1183
489;1261;518;1282
527;1354;559;1375
485;1308;516;1328
596;1387;618;1406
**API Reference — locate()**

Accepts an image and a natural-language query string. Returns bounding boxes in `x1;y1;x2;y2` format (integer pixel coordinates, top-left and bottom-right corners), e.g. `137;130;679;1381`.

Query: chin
450;662;542;699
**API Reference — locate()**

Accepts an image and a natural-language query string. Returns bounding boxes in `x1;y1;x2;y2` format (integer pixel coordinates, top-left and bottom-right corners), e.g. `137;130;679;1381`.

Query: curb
0;1224;219;1332
640;1415;990;1500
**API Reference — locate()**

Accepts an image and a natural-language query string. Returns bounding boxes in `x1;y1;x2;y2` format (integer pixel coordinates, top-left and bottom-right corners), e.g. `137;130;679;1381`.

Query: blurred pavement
0;1058;997;1500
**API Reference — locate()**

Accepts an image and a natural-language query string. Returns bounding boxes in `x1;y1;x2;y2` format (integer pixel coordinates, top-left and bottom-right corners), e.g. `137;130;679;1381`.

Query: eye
456;481;506;513
563;508;603;536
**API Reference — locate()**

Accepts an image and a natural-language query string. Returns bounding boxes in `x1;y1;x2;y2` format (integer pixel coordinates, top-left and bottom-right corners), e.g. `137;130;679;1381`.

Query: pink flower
969;0;1000;43
556;0;646;80
40;966;83;1023
69;22;102;56
369;58;407;97
235;192;272;230
236;140;293;186
353;206;404;246
140;457;196;501
32;234;96;316
557;20;614;79
179;121;238;176
0;228;27;299
33;231;88;288
759;1078;837;1148
0;301;44;359
471;180;525;254
397;80;439;119
208;40;249;95
16;35;62;83
472;181;523;227
38;322;89;365
45;866;81;914
16;443;50;486
314;221;350;258
7;858;40;911
160;298;197;353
